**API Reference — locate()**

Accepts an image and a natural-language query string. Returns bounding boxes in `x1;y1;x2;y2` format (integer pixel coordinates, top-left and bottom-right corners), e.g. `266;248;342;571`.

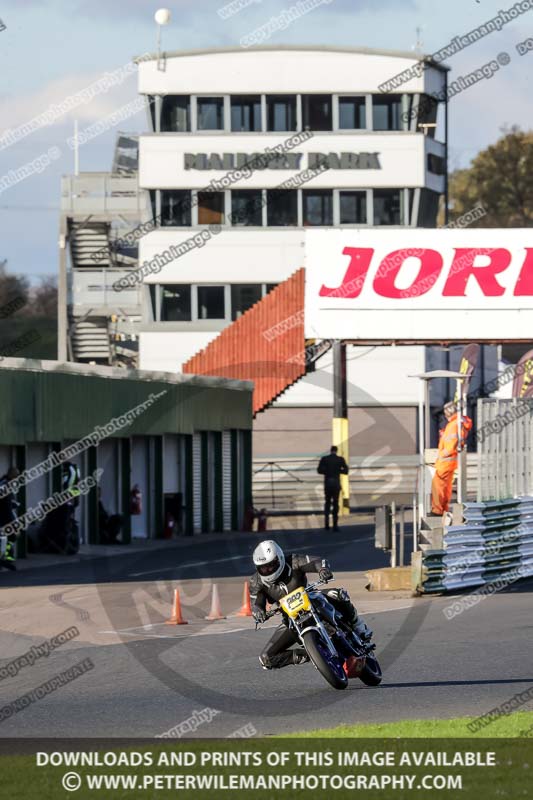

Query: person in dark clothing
98;489;123;545
250;539;371;669
0;467;20;570
38;462;81;555
317;446;349;531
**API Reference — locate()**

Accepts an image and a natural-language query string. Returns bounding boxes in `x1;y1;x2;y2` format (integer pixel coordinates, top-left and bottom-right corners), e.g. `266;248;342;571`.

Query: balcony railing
69;269;142;310
61;173;149;216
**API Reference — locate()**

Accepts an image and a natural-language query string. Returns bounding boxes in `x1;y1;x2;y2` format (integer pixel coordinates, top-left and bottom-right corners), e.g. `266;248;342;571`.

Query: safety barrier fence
253;454;479;513
420;496;533;594
477;397;533;502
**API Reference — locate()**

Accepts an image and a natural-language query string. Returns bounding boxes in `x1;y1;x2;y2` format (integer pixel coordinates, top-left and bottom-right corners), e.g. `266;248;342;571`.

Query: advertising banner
512;348;533;398
305;229;533;342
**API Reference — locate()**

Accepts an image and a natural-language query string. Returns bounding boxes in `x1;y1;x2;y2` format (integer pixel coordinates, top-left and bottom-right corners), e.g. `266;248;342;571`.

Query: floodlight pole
456;376;466;506
154;9;171;71
417;379;425;532
156;25;163;71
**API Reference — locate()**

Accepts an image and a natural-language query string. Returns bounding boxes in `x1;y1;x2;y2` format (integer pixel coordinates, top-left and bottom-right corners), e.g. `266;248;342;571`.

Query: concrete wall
253;405;417;459
276;345;425;407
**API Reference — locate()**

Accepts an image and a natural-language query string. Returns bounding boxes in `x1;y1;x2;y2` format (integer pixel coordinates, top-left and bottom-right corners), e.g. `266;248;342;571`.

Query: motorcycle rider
250;539;371;669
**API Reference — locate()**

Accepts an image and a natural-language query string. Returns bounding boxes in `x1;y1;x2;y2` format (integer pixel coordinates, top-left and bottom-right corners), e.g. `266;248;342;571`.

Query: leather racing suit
250;553;358;669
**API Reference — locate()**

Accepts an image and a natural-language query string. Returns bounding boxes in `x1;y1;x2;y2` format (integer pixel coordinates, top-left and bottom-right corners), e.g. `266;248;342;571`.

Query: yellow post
332;416;350;515
332;341;349;516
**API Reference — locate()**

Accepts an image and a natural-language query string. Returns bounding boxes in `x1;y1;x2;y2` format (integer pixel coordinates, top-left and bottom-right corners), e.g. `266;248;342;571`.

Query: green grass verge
1;721;533;799
288;710;533;738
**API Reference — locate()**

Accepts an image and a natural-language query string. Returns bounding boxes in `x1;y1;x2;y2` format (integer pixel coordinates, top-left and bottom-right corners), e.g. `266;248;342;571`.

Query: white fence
477;398;533;502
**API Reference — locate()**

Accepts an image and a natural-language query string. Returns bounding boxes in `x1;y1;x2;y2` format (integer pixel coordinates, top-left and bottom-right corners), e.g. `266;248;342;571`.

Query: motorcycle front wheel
302;629;348;690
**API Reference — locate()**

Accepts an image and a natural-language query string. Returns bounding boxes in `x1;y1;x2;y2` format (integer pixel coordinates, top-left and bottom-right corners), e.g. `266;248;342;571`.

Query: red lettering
514;248;533;296
319;248;374;298
373;249;442;299
442;248;511;296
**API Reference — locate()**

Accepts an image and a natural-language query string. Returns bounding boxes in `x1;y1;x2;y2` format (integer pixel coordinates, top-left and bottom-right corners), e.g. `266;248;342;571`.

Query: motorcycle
257;579;382;691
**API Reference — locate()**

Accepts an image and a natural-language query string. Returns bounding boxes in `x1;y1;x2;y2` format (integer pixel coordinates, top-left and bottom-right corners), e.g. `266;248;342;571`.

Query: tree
0;260;29;311
447;127;533;227
31;276;57;318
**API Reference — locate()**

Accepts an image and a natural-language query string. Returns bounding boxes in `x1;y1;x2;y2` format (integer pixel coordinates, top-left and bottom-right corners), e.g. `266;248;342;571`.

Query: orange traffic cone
235;581;253;617
205;584;225;621
165;589;188;625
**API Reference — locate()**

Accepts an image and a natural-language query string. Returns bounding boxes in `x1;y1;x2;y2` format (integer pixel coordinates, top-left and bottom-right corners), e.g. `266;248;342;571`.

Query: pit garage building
0;359;252;555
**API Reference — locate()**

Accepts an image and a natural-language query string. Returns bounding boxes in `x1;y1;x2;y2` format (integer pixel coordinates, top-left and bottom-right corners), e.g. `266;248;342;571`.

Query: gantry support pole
332;341;350;516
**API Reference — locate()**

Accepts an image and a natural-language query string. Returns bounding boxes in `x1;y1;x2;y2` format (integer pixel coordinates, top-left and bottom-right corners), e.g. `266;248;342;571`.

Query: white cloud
0;64;141;143
444;34;533;168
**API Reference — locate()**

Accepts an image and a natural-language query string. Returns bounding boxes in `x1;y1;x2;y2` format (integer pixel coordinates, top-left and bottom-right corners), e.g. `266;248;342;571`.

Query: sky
0;0;531;280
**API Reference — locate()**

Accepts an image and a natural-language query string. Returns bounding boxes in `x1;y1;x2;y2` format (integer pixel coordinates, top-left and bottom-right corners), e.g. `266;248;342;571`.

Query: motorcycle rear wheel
359;654;382;686
302;630;348;690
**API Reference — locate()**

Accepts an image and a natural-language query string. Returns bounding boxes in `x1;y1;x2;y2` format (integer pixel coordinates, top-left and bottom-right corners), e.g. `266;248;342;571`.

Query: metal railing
253;455;419;513
69;270;142;310
61;174;148;216
252;454;479;513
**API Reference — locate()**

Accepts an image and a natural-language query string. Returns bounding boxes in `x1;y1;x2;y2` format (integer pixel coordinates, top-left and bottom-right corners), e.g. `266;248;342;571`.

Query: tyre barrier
420;496;533;594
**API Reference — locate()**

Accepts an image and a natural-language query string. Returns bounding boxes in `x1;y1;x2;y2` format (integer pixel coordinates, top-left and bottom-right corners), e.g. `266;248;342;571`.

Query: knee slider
326;587;349;602
259;654;272;670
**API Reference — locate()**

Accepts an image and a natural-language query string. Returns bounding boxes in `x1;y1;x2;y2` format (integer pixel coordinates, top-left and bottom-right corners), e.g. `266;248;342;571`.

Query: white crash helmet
253;540;286;584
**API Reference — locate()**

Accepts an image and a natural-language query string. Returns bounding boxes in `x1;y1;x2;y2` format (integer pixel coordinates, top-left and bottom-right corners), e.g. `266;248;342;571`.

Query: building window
161;285;192;321
372;94;403;131
231;190;263;226
198;192;224;225
149;190;157;222
148;96;156;131
339;96;366;130
161;190;192;226
374;189;402;225
416;94;439;138
427;153;445;175
148;285;157;320
197;286;226;320
303;189;333;226
266;283;277;294
161;95;190;132
231;284;262;320
231;95;262;132
340;191;367;224
302;94;332;131
267;95;297;131
417;188;440;227
197;97;224;130
266;190;298;226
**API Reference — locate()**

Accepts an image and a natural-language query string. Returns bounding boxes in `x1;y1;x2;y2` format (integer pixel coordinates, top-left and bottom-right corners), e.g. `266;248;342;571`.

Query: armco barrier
419;496;533;594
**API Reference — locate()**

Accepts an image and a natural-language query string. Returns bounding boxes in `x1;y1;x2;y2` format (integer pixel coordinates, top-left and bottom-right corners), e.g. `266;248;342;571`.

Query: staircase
183;269;307;414
70;222;111;267
70;318;110;362
68;221;141;364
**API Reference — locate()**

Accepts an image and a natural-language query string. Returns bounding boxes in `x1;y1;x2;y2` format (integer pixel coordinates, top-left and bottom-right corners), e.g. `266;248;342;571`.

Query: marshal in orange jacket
431;413;473;515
